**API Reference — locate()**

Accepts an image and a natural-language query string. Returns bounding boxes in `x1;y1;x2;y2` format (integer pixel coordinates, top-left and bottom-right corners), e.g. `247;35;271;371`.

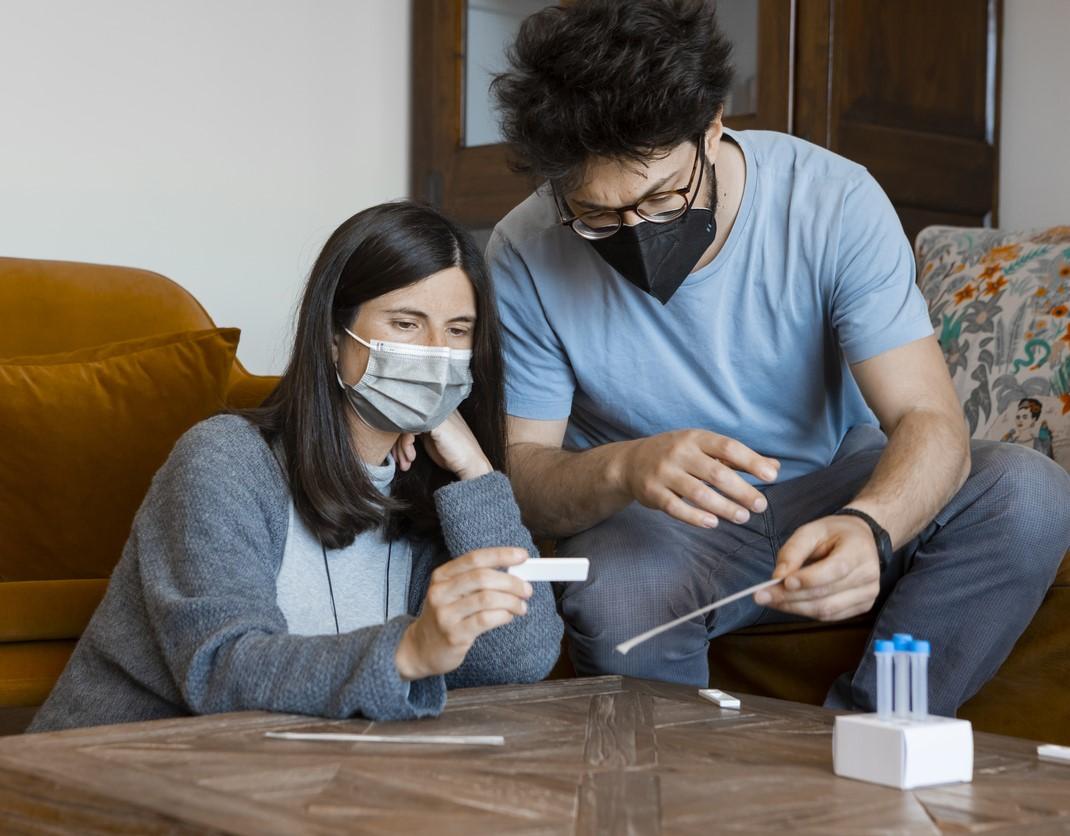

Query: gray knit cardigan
29;415;562;732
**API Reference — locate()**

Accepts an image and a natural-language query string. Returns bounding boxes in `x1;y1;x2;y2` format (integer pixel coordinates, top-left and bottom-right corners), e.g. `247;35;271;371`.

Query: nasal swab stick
615;577;784;655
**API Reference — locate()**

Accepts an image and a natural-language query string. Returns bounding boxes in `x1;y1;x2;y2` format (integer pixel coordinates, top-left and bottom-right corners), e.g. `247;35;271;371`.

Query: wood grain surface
1;676;1067;834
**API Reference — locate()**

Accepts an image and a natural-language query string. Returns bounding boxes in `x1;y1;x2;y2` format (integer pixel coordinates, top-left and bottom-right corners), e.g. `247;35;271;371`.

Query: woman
30;202;563;731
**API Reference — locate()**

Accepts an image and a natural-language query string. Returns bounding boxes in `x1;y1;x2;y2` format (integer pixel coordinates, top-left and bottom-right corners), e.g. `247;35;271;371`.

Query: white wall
999;0;1070;230
0;1;411;374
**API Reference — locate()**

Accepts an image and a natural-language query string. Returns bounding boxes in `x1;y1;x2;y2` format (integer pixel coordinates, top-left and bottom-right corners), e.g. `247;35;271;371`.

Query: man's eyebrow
448;315;476;323
572;173;677;211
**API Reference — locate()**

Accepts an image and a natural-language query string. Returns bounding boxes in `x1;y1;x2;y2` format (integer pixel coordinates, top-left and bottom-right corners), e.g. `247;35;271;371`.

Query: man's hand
755;515;881;621
617;429;781;528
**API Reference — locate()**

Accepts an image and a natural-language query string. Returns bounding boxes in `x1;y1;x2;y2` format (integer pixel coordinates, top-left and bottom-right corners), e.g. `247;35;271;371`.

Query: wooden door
795;0;1001;243
411;0;536;229
720;0;794;135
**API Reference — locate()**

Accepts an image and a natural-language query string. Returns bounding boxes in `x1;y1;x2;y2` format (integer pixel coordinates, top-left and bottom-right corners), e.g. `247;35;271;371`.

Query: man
486;0;1070;715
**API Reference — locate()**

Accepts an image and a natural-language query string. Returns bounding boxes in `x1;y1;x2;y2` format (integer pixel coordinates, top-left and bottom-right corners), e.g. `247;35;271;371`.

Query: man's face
563;122;723;229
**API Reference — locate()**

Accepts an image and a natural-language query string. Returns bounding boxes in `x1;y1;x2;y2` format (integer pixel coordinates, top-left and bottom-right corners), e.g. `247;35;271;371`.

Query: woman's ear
330;332;340;365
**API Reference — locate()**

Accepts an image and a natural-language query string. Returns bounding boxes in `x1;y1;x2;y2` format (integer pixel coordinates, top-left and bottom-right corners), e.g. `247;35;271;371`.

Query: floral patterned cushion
916;225;1070;473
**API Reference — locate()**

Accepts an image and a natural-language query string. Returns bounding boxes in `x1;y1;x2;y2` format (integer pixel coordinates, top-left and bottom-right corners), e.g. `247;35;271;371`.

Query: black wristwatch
834;508;893;571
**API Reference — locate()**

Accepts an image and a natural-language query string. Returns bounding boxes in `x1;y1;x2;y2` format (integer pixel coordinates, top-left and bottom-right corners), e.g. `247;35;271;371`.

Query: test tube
892;633;913;718
874;639;894;720
910;640;930;719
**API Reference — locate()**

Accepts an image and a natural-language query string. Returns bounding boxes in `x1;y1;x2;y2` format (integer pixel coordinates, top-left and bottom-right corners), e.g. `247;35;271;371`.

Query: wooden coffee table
2;675;1068;834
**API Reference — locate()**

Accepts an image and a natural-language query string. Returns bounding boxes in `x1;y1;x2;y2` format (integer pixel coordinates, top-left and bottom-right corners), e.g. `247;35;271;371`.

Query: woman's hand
395;548;533;680
393;411;493;481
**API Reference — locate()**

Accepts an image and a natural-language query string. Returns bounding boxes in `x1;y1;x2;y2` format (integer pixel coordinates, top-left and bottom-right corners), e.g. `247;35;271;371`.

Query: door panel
794;0;1000;243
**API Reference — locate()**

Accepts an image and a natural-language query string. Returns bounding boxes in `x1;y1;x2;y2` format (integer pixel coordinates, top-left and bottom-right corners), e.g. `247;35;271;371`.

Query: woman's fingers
440;589;529;628
455;609;517;643
431;547;529;583
443;567;532;601
425;567;532;615
394;433;418;471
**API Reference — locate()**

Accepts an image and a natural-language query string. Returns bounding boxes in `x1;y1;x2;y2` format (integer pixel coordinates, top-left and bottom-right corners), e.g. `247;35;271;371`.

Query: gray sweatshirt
29;415;562;732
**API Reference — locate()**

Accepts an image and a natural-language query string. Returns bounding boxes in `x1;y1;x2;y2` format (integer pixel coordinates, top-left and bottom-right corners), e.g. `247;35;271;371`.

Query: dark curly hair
491;0;734;190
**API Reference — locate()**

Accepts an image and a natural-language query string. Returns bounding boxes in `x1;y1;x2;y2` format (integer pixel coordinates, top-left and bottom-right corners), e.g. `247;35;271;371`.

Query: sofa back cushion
916;225;1070;473
0;328;240;581
0;257;216;358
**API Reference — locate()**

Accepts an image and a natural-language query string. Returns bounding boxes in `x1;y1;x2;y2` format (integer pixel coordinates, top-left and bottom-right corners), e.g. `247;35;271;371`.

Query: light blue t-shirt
487;129;934;483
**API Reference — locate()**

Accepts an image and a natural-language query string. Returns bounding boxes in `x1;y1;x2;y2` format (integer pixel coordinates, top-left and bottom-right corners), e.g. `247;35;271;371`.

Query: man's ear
704;107;725;161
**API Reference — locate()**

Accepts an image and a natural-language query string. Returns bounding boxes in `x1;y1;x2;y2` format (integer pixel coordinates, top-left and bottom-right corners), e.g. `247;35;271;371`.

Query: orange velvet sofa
0;257;277;728
2;256;1066;745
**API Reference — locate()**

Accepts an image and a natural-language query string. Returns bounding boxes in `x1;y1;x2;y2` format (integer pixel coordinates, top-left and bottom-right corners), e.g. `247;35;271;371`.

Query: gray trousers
557;426;1070;716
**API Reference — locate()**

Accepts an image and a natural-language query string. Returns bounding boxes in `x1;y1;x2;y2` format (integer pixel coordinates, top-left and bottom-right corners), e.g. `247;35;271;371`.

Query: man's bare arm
756;334;971;620
846;334;971;547
506;418;633;538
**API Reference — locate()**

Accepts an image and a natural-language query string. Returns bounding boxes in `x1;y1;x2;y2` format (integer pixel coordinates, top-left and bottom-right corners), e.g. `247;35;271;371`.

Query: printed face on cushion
1014;406;1038;433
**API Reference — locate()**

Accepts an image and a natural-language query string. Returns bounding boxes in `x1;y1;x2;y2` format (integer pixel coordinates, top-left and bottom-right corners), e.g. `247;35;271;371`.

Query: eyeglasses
555;135;706;240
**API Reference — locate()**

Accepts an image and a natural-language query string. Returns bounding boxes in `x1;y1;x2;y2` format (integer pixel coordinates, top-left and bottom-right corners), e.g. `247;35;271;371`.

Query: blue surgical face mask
335;328;473;433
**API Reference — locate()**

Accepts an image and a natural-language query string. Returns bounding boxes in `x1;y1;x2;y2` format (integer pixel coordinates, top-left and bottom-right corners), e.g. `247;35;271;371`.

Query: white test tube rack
833;635;973;790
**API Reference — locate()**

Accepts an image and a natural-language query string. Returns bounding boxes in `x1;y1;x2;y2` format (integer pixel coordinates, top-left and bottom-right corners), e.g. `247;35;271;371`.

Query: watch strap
833;508;893;570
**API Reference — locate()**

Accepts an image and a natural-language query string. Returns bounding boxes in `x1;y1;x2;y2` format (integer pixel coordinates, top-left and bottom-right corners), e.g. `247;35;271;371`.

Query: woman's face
335;266;477;386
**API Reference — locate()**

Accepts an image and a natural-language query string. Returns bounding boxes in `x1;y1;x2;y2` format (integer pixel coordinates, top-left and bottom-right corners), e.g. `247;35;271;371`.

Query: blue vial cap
892;633;914;649
911;640;930;654
874;640;894;653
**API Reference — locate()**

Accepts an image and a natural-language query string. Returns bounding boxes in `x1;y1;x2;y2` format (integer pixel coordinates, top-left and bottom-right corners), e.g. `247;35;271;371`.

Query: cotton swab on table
615;577;784;655
264;731;505;746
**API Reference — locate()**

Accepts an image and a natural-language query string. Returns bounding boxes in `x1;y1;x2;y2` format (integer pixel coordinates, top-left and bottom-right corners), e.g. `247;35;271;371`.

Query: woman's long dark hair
242;201;507;548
